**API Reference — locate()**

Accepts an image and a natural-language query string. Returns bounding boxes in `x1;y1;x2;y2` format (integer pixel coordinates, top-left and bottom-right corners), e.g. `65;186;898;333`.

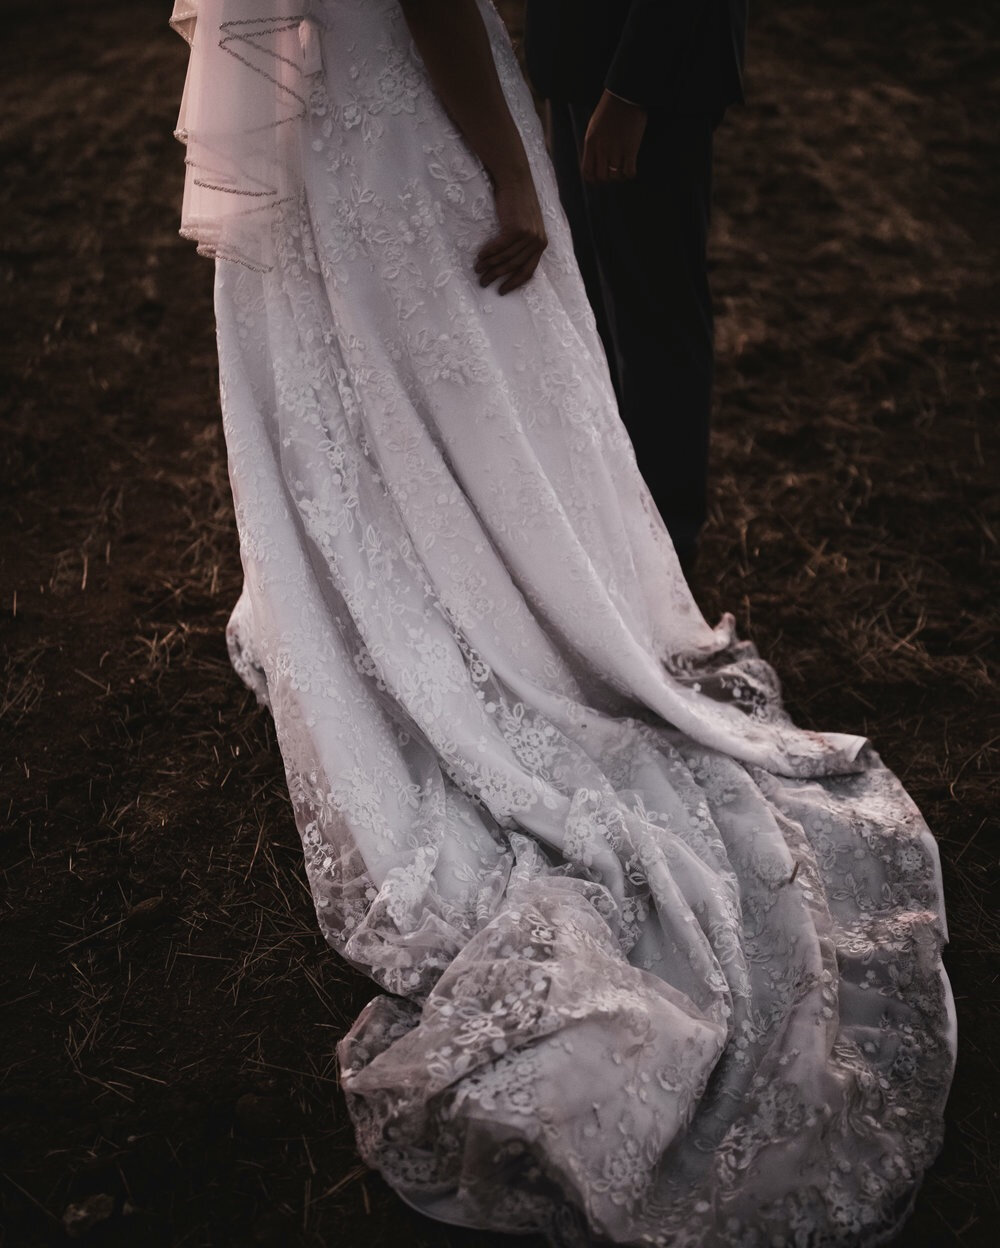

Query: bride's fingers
477;241;536;287
474;238;513;270
497;248;543;295
475;232;537;273
475;227;532;264
497;266;535;296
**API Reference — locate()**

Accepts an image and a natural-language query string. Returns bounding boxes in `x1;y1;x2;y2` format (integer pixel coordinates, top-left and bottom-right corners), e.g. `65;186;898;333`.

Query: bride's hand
474;172;548;296
397;0;547;295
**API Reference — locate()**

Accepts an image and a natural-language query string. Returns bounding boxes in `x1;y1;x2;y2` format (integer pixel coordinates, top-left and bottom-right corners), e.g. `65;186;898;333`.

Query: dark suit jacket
523;0;748;114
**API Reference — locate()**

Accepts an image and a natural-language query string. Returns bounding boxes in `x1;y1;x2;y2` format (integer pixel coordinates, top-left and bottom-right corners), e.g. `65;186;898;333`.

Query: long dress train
170;2;956;1244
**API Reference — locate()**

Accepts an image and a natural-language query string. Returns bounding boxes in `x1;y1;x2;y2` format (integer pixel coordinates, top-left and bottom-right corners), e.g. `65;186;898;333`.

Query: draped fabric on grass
173;3;956;1244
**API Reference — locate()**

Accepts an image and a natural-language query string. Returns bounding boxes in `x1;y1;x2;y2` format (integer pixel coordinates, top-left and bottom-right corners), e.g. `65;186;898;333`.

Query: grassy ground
1;1;997;1244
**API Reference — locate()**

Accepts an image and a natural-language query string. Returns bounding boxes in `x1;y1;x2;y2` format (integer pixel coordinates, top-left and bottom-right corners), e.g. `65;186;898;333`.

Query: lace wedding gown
171;3;956;1243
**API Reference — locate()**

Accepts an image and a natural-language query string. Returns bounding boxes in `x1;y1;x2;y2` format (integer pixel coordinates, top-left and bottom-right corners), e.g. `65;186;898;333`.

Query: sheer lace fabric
178;2;956;1243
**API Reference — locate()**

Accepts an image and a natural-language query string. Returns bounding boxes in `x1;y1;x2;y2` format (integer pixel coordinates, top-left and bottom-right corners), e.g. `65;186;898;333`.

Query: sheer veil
170;0;323;271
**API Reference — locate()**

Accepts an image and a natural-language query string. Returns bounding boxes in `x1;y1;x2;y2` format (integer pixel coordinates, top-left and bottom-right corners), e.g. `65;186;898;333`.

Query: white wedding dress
171;3;956;1244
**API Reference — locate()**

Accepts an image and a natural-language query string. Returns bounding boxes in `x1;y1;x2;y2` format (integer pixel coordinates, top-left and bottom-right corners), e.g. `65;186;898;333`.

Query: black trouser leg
548;100;621;398
548;102;716;564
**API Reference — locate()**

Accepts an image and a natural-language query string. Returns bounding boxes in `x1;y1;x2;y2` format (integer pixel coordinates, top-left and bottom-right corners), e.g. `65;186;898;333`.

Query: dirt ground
1;1;997;1245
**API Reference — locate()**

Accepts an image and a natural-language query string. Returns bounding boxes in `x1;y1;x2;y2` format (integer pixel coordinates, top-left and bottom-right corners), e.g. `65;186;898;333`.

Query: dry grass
1;1;997;1245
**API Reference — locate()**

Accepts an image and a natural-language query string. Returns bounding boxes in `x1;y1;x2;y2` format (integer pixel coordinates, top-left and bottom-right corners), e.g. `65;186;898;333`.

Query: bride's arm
398;0;547;295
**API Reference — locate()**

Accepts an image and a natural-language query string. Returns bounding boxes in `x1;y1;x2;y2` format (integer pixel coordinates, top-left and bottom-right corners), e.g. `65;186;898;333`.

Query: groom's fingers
599;151;637;182
581;134;640;183
581;136;599;184
583;146;625;184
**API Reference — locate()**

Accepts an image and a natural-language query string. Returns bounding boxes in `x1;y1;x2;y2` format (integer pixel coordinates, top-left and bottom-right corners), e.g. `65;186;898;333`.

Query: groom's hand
581;90;648;184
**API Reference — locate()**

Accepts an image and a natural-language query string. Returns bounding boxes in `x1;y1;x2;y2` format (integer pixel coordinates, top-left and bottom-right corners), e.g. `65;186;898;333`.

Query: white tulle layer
170;0;324;270
184;2;957;1243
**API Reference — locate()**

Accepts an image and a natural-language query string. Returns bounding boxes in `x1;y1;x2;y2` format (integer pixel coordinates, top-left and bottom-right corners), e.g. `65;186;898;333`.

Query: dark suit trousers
549;102;716;562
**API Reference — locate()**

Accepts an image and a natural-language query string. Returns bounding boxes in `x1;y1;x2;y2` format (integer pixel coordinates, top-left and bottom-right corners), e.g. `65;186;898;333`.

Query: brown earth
1;1;998;1245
